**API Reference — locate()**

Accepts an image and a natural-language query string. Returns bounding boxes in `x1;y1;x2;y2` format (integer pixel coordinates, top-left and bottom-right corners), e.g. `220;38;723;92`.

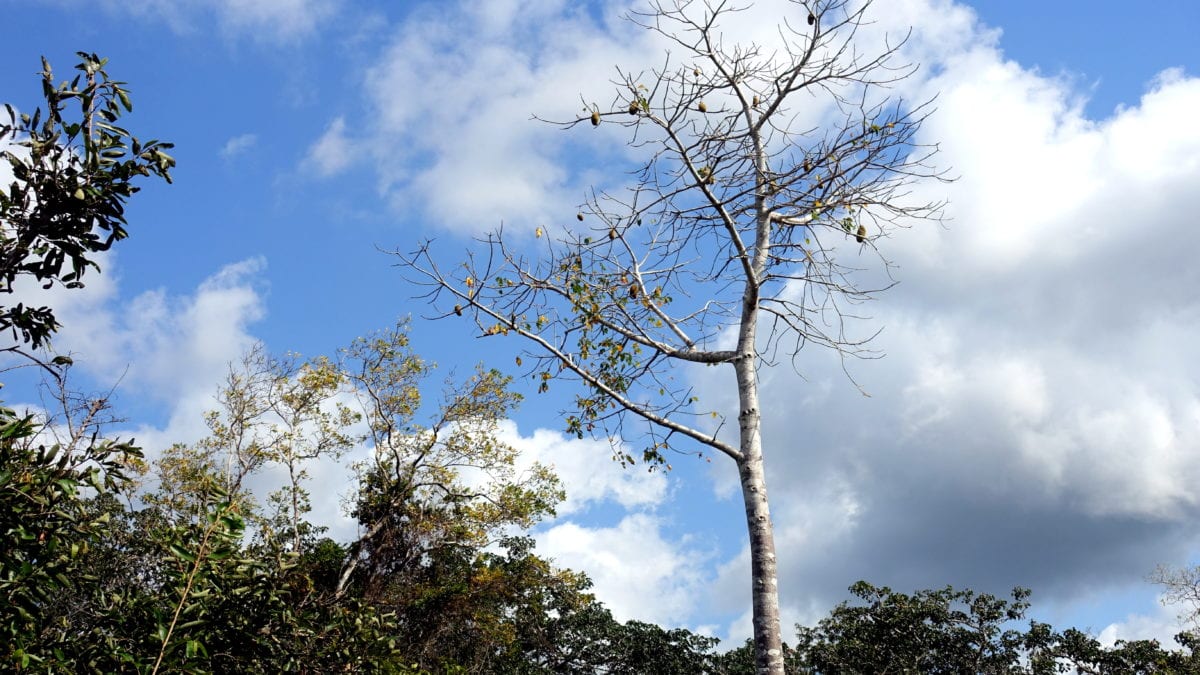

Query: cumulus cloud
537;513;711;626
674;0;1200;639
49;257;267;405
302;0;1200;639
0;253;264;452
315;0;660;233
501;421;669;515
1097;598;1189;649
327;0;946;236
14;253;372;538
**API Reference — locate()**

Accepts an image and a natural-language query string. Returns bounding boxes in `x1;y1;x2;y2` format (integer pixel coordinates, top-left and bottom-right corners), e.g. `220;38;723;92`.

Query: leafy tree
333;322;566;670
789;581;1200;675
0;404;142;671
1;52;173;353
793;581;1036;674
147;345;359;557
399;1;942;670
495;590;727;675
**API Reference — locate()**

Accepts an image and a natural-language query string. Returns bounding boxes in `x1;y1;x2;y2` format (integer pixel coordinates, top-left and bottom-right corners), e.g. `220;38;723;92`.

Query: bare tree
1150;564;1200;636
399;1;943;671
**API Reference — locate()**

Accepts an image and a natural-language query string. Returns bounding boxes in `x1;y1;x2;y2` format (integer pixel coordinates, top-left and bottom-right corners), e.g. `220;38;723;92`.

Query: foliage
0;320;732;673
790;581;1200;675
0;404;142;671
147;345;359;555
793;581;1037;674
1;313;586;673
7;46;1200;675
0;52;173;351
332;322;568;671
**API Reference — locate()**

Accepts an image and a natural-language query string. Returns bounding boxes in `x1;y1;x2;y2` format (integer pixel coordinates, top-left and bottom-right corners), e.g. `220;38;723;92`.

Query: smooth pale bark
736;416;784;674
736;275;785;674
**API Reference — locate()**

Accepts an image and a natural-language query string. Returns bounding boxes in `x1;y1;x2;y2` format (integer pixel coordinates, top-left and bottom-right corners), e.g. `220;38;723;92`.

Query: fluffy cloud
677;0;1200;639
501;421;668;515
327;0;663;233
536;513;711;626
331;0;958;236
43;257;267;406
1097;609;1183;650
317;0;1200;639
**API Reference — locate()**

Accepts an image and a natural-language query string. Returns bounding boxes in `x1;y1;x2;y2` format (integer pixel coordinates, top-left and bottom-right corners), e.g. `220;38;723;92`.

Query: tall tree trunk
736;358;785;675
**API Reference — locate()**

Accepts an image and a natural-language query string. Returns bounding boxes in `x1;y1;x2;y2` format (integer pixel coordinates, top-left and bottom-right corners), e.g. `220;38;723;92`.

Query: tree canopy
1;52;173;353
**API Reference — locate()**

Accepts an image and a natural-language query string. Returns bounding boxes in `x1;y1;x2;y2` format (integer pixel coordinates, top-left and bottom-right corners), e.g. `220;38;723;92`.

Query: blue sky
4;0;1200;646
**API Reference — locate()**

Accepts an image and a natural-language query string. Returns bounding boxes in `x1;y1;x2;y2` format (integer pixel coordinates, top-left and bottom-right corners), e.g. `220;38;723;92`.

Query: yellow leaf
535;227;543;238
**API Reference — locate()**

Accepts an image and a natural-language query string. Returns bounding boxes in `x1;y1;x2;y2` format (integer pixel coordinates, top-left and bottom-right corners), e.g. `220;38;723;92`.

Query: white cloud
62;258;267;404
220;133;258;159
319;0;661;234
536;513;711;626
214;0;339;41
313;0;1200;639
62;0;339;43
1097;598;1189;649
11;255;268;455
666;0;1200;639
338;0;924;235
24;254;369;541
303;117;355;177
501;421;669;515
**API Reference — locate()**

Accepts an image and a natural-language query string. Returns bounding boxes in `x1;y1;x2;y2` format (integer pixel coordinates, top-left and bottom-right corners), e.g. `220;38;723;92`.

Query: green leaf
168;543;197;563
